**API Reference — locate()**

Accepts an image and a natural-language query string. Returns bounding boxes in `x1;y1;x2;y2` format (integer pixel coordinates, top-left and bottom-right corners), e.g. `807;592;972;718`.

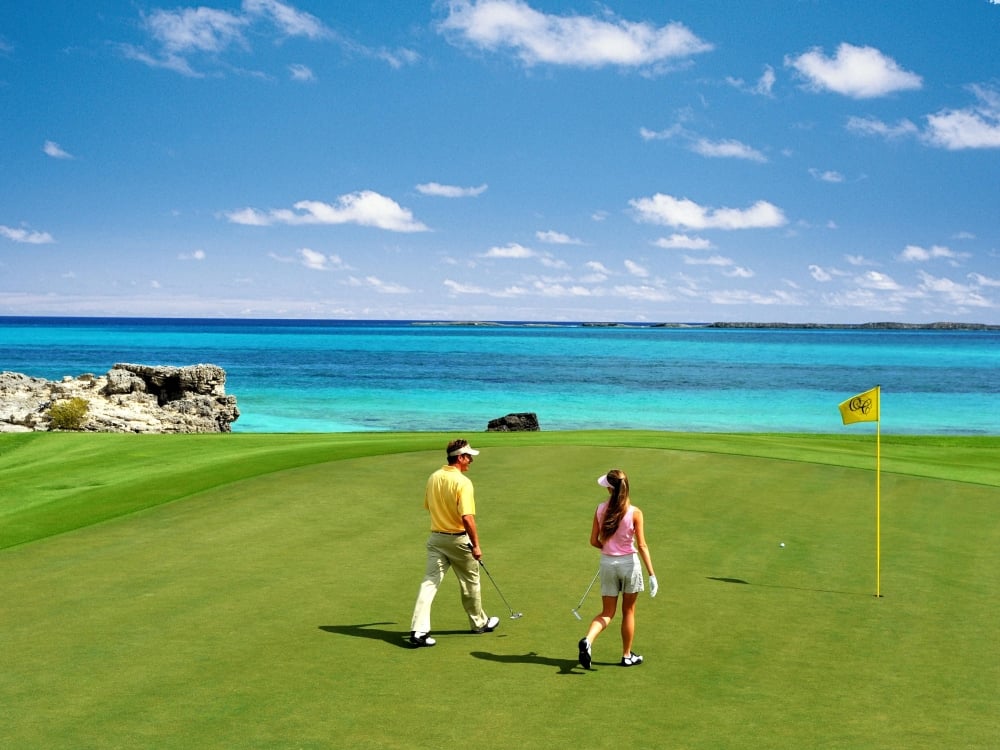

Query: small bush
48;397;90;431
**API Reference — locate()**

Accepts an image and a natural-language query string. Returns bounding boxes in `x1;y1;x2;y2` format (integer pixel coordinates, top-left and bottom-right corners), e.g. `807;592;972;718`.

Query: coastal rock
487;412;540;432
0;364;239;433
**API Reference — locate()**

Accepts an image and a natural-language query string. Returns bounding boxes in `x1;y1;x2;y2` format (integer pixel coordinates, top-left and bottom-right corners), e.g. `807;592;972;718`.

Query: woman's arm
633;509;655;577
589;512;603;550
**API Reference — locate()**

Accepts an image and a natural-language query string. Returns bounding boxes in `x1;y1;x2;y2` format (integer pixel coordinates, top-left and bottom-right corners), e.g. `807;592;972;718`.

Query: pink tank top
597;502;636;556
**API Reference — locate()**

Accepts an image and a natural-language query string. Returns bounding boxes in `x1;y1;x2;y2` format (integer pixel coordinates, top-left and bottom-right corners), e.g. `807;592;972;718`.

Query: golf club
571;569;600;620
479;560;523;619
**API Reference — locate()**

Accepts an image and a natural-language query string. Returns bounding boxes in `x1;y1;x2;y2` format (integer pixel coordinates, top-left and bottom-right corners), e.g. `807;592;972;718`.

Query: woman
578;468;657;668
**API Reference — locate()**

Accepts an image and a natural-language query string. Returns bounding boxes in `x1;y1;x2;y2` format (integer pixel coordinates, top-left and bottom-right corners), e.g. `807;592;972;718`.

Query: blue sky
2;0;999;323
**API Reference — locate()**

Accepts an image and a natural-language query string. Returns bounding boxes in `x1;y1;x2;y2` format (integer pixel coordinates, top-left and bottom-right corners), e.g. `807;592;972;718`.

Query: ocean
1;317;997;435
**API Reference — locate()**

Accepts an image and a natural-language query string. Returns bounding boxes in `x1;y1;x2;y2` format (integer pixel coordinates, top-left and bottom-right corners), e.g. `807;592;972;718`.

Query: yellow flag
839;386;880;425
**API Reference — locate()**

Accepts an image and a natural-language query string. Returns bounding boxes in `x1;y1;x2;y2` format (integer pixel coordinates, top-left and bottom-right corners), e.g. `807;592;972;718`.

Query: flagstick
875;385;882;598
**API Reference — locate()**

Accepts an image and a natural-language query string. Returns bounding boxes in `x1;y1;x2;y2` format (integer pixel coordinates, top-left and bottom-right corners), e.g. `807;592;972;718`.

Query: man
409;439;500;647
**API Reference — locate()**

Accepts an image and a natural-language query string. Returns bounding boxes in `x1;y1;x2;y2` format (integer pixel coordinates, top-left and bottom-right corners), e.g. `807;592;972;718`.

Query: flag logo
839;386;880;425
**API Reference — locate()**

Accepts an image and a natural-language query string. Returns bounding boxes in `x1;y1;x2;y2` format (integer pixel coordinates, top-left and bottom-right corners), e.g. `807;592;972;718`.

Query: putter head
510;612;524;619
571;609;582;620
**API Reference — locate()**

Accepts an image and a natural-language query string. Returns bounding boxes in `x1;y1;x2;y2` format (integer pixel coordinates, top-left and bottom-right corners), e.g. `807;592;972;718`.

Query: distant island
413;321;1000;331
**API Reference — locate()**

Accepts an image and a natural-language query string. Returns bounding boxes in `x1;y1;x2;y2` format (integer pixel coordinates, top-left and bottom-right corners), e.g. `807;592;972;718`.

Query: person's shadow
319;624;586;673
318;622;486;650
470;650;584;675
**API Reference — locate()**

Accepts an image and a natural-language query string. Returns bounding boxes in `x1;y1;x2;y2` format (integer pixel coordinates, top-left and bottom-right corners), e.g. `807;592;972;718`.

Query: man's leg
448;537;488;630
410;537;450;634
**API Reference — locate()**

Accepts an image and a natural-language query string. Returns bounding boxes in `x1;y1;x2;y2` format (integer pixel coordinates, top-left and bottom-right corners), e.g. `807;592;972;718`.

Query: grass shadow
470;650;583;675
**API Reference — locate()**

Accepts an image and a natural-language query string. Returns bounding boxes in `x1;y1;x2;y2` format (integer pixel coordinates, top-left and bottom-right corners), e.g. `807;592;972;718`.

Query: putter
479;560;524;619
571;569;600;620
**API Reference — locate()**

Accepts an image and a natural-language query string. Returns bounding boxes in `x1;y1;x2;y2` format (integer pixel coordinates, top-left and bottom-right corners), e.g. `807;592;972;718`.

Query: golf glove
649;575;659;598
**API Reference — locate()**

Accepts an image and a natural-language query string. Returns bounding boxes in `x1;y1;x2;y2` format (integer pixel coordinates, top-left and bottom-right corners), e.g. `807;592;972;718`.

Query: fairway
1;433;998;749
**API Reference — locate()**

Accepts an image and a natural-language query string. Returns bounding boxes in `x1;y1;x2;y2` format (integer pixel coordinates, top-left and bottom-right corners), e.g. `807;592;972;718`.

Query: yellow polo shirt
425;465;476;532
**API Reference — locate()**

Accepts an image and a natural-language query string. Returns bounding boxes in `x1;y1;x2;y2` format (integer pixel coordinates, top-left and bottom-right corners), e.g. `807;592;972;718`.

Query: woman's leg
620;592;639;656
585;595;619;643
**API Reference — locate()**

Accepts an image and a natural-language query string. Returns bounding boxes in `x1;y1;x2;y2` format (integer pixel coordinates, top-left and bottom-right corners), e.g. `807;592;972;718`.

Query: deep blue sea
1;317;997;435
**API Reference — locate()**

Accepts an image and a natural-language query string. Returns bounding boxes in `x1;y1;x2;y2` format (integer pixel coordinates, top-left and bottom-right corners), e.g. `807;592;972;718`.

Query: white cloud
484;242;535;259
653;233;713;250
125;1;331;76
630;193;787;230
786;43;922;99
691;137;767;162
348;275;412;294
846;115;919;139
809;168;844;183
226;190;429;232
242;0;329;40
845;254;877;266
416;182;488;197
439;0;712;69
288;63;314;81
624;259;648;277
536;229;582;245
728;65;776;97
43;140;74;159
969;272;1000;288
922;84;1000;150
809;265;833;281
612;284;670;302
178;249;206;261
298;248;349;271
683;254;732;267
1;225;55;244
639;125;683;141
856;270;901;290
918;270;991;307
898;244;968;263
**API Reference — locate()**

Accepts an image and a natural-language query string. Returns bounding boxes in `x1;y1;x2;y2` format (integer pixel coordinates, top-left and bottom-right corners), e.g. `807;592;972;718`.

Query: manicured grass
1;432;998;748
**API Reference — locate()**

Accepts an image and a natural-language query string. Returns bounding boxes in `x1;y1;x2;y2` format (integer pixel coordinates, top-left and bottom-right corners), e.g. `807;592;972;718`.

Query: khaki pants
410;532;488;633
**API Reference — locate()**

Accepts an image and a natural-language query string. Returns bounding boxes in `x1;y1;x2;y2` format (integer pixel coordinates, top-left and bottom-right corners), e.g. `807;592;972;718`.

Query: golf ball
779;542;785;548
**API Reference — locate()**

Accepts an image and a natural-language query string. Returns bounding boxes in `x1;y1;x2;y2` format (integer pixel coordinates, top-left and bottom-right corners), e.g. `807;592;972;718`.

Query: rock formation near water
0;363;239;433
487;412;540;432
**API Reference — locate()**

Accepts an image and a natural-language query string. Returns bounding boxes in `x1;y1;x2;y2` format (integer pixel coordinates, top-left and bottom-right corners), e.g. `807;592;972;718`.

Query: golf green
1;433;997;749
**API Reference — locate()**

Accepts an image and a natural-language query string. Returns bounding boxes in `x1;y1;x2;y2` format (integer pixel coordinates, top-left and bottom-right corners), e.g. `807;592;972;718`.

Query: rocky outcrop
0;363;239;433
487;412;540;432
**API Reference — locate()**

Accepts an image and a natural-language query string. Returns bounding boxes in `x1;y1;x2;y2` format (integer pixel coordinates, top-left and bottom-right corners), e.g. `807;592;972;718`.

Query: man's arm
462;514;482;560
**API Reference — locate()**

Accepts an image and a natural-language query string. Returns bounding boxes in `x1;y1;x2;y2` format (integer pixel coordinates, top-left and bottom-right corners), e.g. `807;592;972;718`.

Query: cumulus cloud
918;270;991;307
691;137;767;162
416;182;488;197
640;124;766;162
438;0;712;70
1;225;55;244
848;84;1000;150
923;84;1000;150
785;43;922;99
898;244;968;263
178;249;206;260
536;230;582;245
43;140;74;159
298;248;350;271
653;233;713;250
483;242;535;259
226;190;429;232
624;259;648;277
727;65;776;97
630;193;787;230
856;270;901;290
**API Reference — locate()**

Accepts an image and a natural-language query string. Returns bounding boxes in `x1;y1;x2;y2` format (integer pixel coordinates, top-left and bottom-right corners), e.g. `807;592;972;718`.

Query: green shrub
48;397;90;430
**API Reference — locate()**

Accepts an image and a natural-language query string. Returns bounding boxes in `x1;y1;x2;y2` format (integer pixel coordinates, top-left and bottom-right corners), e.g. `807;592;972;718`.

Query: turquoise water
1;317;997;435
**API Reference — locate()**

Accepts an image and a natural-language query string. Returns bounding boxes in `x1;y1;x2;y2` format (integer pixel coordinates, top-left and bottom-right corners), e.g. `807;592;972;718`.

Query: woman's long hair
599;469;630;544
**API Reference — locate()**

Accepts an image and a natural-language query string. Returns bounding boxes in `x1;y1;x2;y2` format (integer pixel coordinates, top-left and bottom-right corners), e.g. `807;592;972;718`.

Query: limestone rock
487;412;540;432
0;364;239;433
